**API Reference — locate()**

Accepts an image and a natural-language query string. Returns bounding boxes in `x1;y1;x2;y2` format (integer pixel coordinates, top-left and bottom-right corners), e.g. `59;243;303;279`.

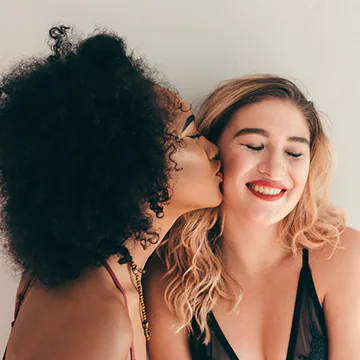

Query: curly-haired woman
0;26;223;360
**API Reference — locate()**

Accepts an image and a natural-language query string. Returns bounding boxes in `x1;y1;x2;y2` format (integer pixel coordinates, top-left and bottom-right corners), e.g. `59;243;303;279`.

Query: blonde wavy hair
161;75;346;343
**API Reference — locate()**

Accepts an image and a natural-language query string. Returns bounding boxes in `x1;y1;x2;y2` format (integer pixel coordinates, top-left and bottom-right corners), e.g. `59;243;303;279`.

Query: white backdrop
1;0;359;352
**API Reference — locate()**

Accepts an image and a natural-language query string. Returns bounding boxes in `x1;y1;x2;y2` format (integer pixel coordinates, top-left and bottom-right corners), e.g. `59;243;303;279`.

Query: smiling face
218;99;311;226
167;97;223;215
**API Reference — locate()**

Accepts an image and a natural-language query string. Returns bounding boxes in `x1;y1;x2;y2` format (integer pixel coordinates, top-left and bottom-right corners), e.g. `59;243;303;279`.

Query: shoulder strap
103;260;136;360
301;247;324;314
103;260;129;308
302;248;309;268
13;276;34;323
3;276;34;360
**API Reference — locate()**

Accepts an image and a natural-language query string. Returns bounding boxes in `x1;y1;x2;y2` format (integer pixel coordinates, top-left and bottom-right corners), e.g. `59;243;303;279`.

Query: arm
321;227;360;359
144;255;192;360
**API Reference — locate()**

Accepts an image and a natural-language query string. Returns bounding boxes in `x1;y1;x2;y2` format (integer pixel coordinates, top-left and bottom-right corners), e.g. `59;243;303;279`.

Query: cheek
292;161;310;190
173;146;209;178
221;147;254;180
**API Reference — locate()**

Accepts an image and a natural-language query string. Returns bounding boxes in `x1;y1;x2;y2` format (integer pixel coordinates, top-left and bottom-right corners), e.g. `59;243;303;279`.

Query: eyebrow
234;128;270;137
287;136;310;145
181;114;195;133
234;127;310;145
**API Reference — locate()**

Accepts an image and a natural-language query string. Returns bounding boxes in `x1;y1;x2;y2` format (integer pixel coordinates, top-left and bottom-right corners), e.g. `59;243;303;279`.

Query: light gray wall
1;0;359;352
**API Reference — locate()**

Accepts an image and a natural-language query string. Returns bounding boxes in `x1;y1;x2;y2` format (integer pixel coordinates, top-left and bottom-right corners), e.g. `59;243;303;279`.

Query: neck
221;206;291;277
127;210;179;269
106;205;181;284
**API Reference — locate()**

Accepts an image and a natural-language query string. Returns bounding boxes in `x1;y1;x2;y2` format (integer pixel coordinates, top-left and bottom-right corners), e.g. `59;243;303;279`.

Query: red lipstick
247;179;287;190
246;179;287;202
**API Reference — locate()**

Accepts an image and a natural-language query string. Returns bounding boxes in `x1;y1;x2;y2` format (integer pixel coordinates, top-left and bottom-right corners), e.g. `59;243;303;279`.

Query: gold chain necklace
130;259;150;341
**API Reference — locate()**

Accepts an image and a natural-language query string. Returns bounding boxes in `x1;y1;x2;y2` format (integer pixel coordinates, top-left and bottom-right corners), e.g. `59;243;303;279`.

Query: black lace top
189;249;328;360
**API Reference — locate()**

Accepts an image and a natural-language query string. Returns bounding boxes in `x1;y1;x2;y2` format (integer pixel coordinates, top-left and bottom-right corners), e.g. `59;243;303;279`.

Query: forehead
228;99;310;139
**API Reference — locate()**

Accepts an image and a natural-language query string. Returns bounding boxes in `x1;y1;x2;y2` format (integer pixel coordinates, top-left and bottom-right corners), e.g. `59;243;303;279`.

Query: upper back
5;269;133;360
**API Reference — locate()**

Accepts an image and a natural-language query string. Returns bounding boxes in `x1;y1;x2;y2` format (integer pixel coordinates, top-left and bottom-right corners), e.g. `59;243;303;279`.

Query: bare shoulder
311;227;360;358
340;226;360;247
310;227;360;298
144;254;192;360
311;226;360;265
145;252;167;275
144;253;167;294
143;253;168;315
45;295;133;360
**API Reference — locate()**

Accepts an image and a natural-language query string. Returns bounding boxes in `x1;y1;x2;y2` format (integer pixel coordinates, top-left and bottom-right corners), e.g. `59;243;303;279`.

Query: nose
257;149;286;179
203;137;219;160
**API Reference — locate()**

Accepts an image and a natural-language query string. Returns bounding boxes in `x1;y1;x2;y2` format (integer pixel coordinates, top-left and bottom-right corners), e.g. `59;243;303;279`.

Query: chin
242;209;285;226
190;194;223;213
208;192;223;208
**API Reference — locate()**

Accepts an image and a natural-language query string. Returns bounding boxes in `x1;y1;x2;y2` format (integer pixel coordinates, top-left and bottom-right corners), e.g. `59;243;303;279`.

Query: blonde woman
145;76;360;360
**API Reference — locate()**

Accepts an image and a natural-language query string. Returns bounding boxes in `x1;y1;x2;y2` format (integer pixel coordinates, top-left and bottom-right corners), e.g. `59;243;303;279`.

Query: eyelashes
242;144;303;159
187;133;203;139
246;144;264;152
287;151;303;158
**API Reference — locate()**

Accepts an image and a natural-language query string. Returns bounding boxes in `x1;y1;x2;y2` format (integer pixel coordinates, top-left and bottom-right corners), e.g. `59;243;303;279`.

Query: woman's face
218;99;311;226
169;97;223;214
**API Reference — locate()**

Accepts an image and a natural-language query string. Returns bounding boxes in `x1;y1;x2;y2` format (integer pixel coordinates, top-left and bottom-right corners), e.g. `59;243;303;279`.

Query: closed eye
243;144;303;158
187;134;203;139
287;152;303;158
244;144;264;151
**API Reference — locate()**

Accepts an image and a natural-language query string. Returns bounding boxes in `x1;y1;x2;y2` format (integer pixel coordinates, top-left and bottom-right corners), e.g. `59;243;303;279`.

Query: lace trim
298;320;327;360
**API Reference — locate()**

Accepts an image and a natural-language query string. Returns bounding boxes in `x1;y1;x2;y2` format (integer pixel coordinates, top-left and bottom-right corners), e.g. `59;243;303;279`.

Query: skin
219;99;310;228
146;99;360;360
4;96;223;360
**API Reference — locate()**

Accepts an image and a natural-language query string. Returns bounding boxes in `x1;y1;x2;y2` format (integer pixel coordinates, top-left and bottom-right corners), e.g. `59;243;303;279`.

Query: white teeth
252;185;282;195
